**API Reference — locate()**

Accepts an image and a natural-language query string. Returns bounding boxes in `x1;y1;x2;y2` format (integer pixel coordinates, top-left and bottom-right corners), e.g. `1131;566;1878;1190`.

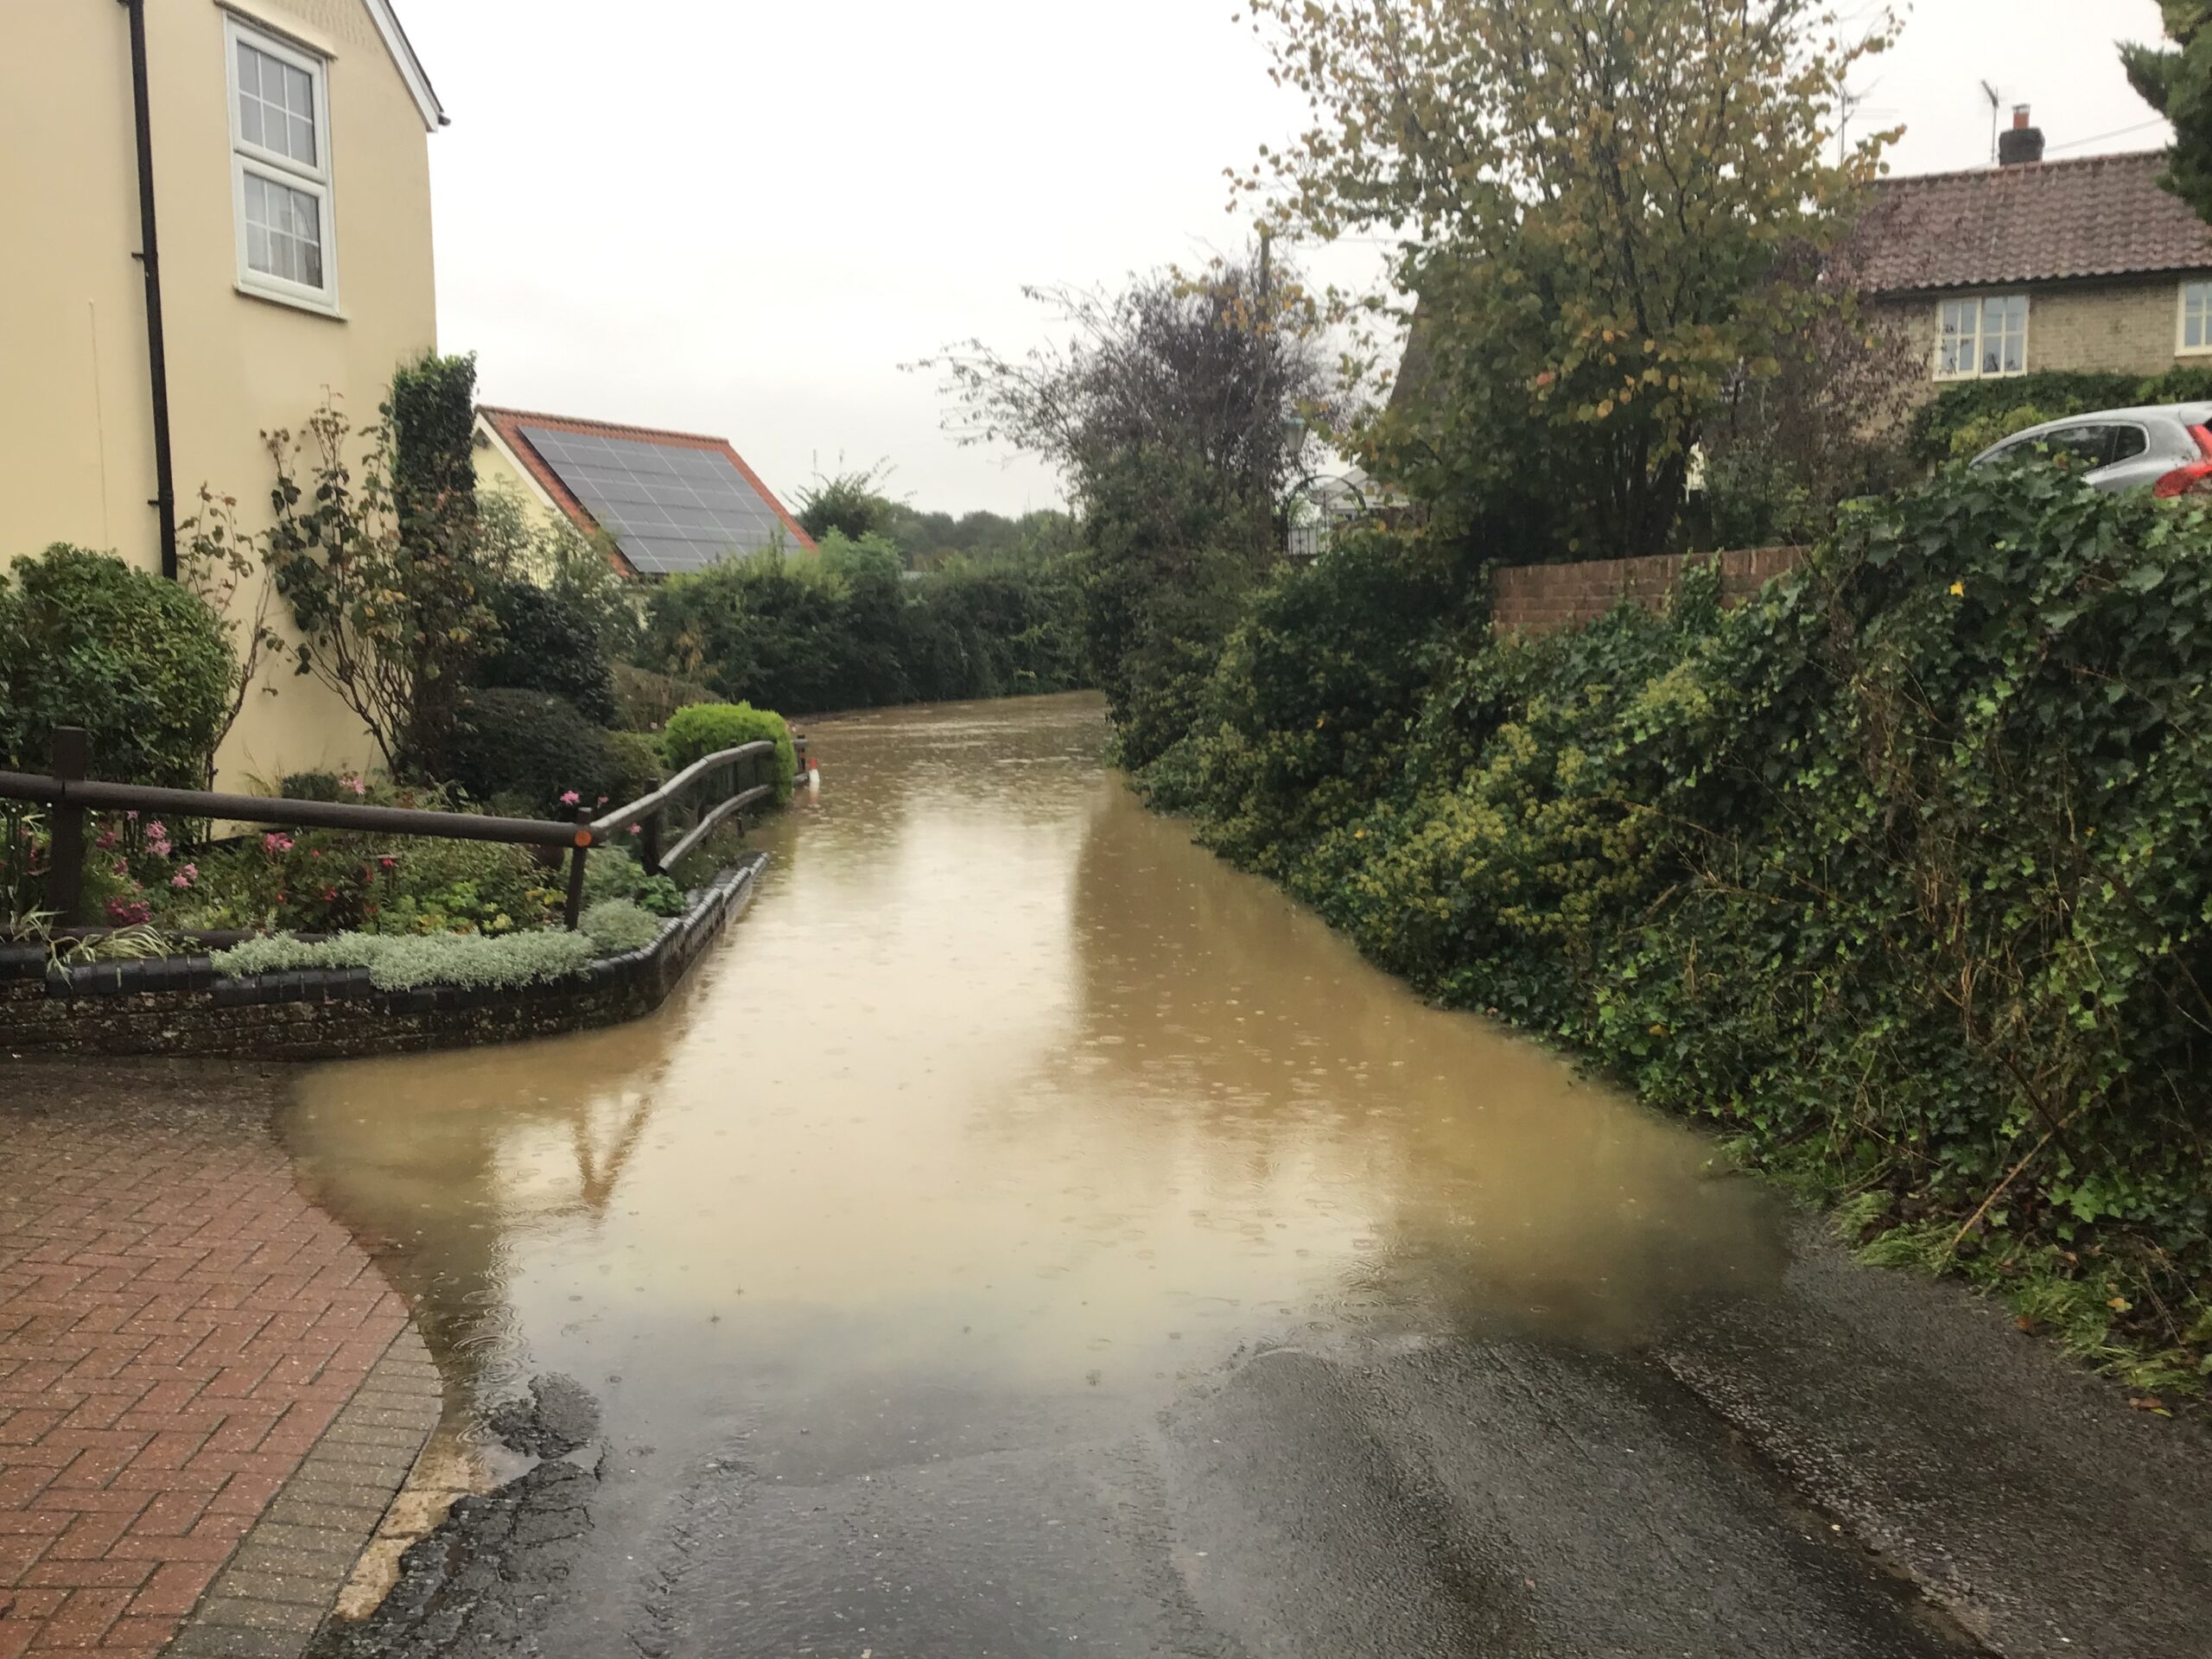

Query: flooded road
282;694;1969;1657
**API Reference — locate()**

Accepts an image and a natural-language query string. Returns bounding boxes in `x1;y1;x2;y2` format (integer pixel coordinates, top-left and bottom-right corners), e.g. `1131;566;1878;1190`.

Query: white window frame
225;13;340;316
2179;280;2212;356
1934;294;2029;381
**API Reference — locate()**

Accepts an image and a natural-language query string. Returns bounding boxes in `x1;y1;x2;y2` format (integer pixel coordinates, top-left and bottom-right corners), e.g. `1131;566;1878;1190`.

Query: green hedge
1909;368;2212;464
639;533;1084;718
0;545;232;786
662;702;795;805
1149;471;2212;1390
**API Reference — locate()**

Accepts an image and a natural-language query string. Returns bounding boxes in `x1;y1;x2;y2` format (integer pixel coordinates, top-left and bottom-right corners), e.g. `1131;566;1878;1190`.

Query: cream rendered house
0;0;443;786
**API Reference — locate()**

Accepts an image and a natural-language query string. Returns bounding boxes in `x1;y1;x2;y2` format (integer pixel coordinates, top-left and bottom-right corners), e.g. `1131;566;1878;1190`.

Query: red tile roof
477;405;816;580
1856;150;2212;295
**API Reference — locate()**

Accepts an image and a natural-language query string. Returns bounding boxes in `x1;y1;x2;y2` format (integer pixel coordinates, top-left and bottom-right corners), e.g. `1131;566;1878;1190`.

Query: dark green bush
0;545;232;786
1142;530;1475;874
480;579;619;725
1907;368;2212;465
446;689;621;815
612;663;715;731
602;730;664;809
661;702;795;804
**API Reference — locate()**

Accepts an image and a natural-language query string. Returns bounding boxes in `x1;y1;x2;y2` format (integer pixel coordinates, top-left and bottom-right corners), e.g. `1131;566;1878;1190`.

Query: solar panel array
517;423;791;576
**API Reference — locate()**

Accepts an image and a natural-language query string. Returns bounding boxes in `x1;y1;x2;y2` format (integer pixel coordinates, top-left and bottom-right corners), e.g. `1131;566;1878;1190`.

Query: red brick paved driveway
0;1064;410;1656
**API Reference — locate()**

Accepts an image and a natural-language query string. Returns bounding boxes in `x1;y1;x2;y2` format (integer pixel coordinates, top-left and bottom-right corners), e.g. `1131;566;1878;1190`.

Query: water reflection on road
282;692;1806;1654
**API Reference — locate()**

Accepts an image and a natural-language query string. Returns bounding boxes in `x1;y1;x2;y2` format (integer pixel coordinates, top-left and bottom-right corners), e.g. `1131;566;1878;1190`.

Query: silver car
1967;402;2212;496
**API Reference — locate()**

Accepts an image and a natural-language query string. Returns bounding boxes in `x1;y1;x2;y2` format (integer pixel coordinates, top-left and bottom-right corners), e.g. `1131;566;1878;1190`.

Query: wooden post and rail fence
0;726;808;934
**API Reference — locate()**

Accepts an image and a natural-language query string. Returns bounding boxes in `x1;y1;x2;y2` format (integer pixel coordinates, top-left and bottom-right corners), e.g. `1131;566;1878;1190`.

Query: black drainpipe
119;0;178;580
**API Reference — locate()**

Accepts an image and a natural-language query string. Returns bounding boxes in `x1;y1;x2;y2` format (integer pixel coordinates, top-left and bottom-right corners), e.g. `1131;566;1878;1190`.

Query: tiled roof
478;406;815;580
1856;149;2212;295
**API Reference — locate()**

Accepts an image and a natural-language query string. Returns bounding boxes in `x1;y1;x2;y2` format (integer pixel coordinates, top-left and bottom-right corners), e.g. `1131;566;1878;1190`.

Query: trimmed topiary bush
0;545;232;785
661;702;796;804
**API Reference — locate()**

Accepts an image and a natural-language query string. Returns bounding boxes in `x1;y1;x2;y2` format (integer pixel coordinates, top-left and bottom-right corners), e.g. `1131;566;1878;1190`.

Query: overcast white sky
406;1;2177;518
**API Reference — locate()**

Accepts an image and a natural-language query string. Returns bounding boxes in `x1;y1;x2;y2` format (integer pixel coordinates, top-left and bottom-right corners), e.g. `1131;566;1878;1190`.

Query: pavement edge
164;1326;442;1659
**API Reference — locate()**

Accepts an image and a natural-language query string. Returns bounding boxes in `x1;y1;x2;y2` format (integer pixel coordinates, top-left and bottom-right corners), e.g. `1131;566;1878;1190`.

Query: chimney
1999;105;2046;167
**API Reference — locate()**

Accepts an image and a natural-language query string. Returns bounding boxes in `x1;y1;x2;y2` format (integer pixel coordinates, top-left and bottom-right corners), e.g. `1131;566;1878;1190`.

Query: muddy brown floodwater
281;692;1835;1657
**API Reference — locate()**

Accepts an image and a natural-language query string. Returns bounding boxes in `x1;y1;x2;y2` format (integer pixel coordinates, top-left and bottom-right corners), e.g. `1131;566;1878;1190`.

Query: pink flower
341;774;369;797
105;897;150;926
560;791;582;807
111;858;130;877
146;822;166;841
378;856;398;872
628;824;642;836
170;863;199;890
146;832;173;857
95;827;118;851
263;832;294;855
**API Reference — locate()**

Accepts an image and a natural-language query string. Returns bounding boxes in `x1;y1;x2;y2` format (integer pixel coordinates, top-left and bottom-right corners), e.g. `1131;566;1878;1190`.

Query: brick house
1858;111;2212;387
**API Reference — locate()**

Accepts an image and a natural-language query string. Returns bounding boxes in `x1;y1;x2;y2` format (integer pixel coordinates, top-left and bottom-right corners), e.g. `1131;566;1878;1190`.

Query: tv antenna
1981;81;2003;164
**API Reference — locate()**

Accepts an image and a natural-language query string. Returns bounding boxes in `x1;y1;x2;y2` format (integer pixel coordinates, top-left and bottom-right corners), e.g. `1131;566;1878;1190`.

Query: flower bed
0;856;766;1060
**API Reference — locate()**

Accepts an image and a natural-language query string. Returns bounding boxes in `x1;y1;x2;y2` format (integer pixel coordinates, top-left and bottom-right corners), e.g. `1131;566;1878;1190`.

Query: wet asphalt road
321;1210;2212;1659
281;699;2212;1659
340;1337;1964;1659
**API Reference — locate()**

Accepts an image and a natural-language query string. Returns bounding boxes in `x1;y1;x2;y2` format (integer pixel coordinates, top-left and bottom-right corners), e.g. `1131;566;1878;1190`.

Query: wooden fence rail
0;726;798;932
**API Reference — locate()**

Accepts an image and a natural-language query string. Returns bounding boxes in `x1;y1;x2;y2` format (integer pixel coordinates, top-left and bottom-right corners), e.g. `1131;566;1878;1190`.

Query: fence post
563;807;592;930
640;810;662;877
46;727;89;929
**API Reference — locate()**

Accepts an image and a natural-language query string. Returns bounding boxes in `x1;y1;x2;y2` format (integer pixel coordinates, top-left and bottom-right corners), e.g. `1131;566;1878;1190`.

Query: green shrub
211;928;594;991
611;663;715;731
580;898;664;956
601;730;664;810
481;578;619;726
1142;529;1474;874
1908;368;2212;465
661;702;795;805
581;851;686;917
446;688;620;815
278;771;346;803
0;545;232;786
371;838;550;936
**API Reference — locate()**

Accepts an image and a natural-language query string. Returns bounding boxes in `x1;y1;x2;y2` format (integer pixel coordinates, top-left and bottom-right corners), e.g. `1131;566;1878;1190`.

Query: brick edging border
165;1327;442;1659
0;855;769;1059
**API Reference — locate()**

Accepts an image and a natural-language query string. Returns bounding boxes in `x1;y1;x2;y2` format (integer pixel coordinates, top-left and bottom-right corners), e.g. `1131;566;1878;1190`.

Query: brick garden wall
1491;546;1806;636
0;856;766;1060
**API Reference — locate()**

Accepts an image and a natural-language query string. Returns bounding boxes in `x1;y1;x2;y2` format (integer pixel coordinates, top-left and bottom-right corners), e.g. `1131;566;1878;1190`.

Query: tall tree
923;248;1329;765
1244;0;1894;560
2123;4;2212;225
